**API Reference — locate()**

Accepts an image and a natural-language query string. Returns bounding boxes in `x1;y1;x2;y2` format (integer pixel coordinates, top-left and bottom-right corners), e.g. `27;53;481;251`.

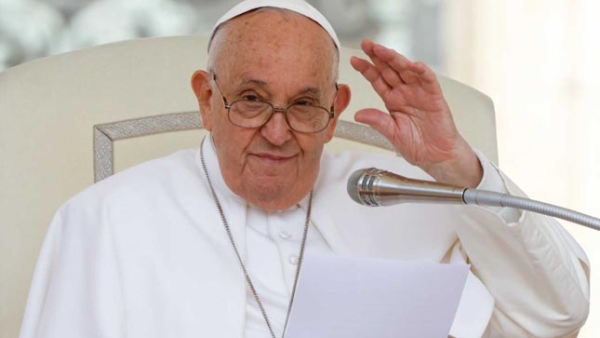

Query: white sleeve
473;150;521;223
19;203;125;338
452;152;590;337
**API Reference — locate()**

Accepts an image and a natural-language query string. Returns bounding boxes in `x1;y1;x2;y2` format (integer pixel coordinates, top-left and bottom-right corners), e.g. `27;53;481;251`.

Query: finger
364;39;431;81
368;43;415;77
371;44;439;87
365;42;431;88
360;39;376;57
375;57;406;87
411;61;438;84
370;43;417;73
360;40;405;87
350;56;392;95
354;108;397;140
372;45;422;85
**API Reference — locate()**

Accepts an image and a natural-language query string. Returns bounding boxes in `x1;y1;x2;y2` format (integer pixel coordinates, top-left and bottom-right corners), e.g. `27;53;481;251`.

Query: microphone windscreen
347;169;366;204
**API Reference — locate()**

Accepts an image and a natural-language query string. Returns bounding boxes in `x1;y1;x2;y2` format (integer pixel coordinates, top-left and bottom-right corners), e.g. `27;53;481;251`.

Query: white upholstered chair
0;35;497;337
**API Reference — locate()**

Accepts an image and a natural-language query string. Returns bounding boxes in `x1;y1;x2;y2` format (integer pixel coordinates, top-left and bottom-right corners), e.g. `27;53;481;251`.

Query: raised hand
350;39;482;188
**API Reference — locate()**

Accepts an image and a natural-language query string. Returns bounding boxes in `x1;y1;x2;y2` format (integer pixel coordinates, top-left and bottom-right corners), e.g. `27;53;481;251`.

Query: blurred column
443;1;600;337
367;0;413;57
0;0;65;70
571;4;600;336
312;0;373;49
66;0;199;51
573;0;600;218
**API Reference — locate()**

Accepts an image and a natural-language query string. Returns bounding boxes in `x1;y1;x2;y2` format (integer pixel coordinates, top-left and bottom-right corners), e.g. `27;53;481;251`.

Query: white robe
19;141;590;338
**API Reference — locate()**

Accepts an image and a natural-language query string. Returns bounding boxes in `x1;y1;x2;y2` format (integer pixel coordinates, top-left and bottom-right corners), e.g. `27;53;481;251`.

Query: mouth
252;152;296;165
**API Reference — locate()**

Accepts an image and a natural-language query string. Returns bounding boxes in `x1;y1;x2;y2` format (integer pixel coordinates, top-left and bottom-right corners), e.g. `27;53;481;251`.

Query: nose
260;109;293;146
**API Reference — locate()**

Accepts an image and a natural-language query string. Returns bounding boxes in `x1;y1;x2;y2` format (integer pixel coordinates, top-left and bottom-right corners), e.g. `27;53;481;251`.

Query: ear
191;70;214;131
324;83;351;142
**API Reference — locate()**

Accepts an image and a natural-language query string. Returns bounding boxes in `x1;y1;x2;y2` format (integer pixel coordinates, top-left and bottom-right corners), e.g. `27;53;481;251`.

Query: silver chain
199;138;312;338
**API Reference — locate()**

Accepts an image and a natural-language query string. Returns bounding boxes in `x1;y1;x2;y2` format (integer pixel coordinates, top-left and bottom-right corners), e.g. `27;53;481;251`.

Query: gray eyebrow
240;78;268;87
297;87;322;96
238;78;322;97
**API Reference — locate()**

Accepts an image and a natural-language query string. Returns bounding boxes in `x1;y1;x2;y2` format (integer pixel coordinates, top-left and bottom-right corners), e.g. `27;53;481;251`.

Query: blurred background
1;0;598;336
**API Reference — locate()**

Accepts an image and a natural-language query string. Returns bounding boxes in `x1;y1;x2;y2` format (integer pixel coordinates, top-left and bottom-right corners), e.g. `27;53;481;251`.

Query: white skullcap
208;0;340;51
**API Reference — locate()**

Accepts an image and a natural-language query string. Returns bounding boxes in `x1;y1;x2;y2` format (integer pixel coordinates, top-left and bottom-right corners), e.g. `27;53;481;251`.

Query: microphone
347;168;466;206
347;168;600;231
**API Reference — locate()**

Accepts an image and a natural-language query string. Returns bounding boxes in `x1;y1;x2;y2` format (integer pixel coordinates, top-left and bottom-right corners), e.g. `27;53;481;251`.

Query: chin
244;182;306;211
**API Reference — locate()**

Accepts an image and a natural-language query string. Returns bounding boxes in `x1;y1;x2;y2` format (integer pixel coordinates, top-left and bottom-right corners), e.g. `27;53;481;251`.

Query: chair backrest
0;35;497;337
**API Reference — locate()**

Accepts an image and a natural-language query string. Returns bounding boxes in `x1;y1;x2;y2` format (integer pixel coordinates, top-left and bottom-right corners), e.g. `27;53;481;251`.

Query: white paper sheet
284;255;469;338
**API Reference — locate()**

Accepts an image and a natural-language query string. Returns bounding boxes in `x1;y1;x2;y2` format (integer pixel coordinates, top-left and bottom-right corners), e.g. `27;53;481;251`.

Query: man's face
192;10;350;211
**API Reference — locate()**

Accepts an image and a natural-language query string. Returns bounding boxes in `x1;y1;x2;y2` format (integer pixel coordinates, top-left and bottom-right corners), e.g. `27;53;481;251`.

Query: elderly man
20;1;589;337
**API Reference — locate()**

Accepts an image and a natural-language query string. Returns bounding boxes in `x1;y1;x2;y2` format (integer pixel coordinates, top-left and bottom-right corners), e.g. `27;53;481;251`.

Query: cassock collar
200;134;247;207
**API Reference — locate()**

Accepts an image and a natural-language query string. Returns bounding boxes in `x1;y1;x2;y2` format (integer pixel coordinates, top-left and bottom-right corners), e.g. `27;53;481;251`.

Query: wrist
424;144;483;188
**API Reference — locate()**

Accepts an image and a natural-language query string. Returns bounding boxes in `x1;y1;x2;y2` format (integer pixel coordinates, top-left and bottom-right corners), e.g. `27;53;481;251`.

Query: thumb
354;108;397;140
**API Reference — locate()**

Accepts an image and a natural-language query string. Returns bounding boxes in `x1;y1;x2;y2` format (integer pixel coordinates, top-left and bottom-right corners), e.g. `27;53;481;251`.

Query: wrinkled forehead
209;10;338;89
208;0;340;52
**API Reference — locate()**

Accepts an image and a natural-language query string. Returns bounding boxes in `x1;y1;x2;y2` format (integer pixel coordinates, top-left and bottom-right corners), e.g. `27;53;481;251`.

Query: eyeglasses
212;73;337;133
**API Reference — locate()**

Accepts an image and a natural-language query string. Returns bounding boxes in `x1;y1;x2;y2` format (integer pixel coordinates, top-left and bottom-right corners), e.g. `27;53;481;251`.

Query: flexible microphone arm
348;168;600;231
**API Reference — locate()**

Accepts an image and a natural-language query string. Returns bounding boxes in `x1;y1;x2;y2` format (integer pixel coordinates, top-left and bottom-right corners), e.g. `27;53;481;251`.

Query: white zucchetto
208;0;340;51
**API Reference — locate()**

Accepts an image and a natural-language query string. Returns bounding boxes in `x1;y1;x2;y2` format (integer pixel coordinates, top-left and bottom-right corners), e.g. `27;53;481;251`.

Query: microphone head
347;168;385;206
347;167;466;207
347;169;367;204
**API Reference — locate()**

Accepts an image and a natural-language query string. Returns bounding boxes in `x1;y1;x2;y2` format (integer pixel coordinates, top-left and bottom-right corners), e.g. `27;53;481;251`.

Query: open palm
350;39;482;187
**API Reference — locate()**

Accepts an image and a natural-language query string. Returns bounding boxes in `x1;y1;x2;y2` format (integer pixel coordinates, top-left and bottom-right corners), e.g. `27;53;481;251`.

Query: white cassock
19;136;590;338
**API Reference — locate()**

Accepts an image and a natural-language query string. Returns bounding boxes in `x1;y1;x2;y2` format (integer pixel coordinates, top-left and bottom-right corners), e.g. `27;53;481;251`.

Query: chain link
199;137;312;338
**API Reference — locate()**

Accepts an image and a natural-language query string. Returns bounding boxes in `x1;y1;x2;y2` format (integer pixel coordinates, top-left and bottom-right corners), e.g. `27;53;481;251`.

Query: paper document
284;255;469;338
